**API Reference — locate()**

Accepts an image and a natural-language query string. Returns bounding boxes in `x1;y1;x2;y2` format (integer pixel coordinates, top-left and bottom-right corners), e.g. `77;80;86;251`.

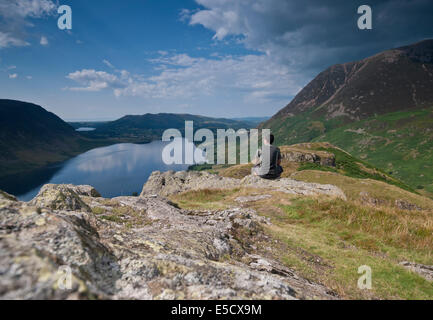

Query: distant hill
262;39;433;194
0;100;99;179
231;117;270;126
84;113;256;143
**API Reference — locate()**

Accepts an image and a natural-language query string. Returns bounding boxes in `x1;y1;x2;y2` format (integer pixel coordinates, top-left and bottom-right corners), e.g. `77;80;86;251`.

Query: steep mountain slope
0;100;91;178
267;39;433;124
262;39;433;193
84;113;255;143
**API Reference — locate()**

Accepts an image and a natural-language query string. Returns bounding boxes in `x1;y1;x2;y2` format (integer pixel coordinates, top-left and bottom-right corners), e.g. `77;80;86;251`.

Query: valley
0;100;257;182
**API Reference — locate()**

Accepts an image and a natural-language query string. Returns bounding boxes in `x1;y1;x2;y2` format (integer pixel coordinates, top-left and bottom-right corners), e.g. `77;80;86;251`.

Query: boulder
399;262;433;282
141;171;346;200
279;146;336;167
29;184;96;212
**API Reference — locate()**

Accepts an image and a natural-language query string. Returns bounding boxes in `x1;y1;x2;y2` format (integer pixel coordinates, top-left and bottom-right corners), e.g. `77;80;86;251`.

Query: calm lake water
4;139;202;202
76;127;96;132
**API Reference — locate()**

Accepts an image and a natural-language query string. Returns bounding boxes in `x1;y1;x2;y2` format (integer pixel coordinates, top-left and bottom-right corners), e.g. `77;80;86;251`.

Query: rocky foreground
0;172;350;300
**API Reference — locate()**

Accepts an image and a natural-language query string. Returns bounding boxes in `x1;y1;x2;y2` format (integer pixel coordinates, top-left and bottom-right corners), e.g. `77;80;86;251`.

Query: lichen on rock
141;171;346;200
0;190;17;203
29;184;97;212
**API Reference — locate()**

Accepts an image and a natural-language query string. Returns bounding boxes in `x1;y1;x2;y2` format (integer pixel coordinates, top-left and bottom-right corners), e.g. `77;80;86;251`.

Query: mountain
0;100;97;179
262;39;433;194
84;113;256;143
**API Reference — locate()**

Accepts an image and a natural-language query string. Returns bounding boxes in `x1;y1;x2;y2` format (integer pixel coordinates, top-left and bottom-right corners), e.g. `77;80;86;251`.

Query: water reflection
6;139;202;201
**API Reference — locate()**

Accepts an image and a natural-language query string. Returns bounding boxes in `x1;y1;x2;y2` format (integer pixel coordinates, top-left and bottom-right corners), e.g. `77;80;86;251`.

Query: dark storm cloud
190;0;433;76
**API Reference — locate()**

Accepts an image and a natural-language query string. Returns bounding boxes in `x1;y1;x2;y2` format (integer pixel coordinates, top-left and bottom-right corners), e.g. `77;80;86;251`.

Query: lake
4;139;203;202
76;127;96;132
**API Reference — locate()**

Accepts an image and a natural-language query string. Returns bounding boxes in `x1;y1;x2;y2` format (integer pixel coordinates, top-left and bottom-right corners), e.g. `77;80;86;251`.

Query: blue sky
1;0;432;120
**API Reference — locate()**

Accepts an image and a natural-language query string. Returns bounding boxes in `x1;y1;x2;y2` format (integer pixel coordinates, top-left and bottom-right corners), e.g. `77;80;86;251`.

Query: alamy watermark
161;121;270;167
58;5;72;30
358;5;372;30
57;265;72;290
358;265;372;290
53;4;370;32
24;4;370;32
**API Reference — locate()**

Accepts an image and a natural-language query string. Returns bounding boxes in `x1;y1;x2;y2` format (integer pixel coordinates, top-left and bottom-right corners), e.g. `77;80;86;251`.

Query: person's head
264;134;275;145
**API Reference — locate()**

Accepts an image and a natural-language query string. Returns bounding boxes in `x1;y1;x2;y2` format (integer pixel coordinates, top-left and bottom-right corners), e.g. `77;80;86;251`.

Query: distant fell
0;100;97;179
85;113;256;143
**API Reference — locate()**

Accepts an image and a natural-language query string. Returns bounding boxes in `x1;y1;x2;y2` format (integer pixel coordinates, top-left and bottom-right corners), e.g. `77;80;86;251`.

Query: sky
0;0;432;121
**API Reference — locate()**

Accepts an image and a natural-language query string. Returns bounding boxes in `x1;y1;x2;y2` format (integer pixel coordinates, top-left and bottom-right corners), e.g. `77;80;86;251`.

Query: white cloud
40;36;48;46
26;75;32;79
0;0;56;49
66;69;126;92
66;52;302;106
9;73;18;79
150;53;200;67
103;59;115;69
0;0;56;18
179;8;192;22
0;31;29;48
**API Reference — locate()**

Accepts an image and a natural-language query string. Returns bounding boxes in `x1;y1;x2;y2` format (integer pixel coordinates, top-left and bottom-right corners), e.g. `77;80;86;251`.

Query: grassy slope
313;107;433;194
292;170;433;210
198;142;417;199
300;144;416;193
265;107;433;194
184;141;433;298
169;188;433;299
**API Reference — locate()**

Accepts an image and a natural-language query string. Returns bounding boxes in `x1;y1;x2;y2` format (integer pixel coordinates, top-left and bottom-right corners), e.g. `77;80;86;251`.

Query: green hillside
314;107;433;194
264;107;433;194
262;40;433;195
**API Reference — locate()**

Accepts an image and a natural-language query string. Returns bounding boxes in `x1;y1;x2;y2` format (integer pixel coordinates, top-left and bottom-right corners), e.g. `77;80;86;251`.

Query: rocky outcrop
399;262;433;282
279;146;336;167
359;191;422;211
1;193;117;299
141;171;346;200
0;190;17;202
29;184;100;213
0;183;338;300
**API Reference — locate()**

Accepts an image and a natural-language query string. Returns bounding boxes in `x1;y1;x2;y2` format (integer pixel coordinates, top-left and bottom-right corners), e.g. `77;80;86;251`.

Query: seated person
251;134;283;179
